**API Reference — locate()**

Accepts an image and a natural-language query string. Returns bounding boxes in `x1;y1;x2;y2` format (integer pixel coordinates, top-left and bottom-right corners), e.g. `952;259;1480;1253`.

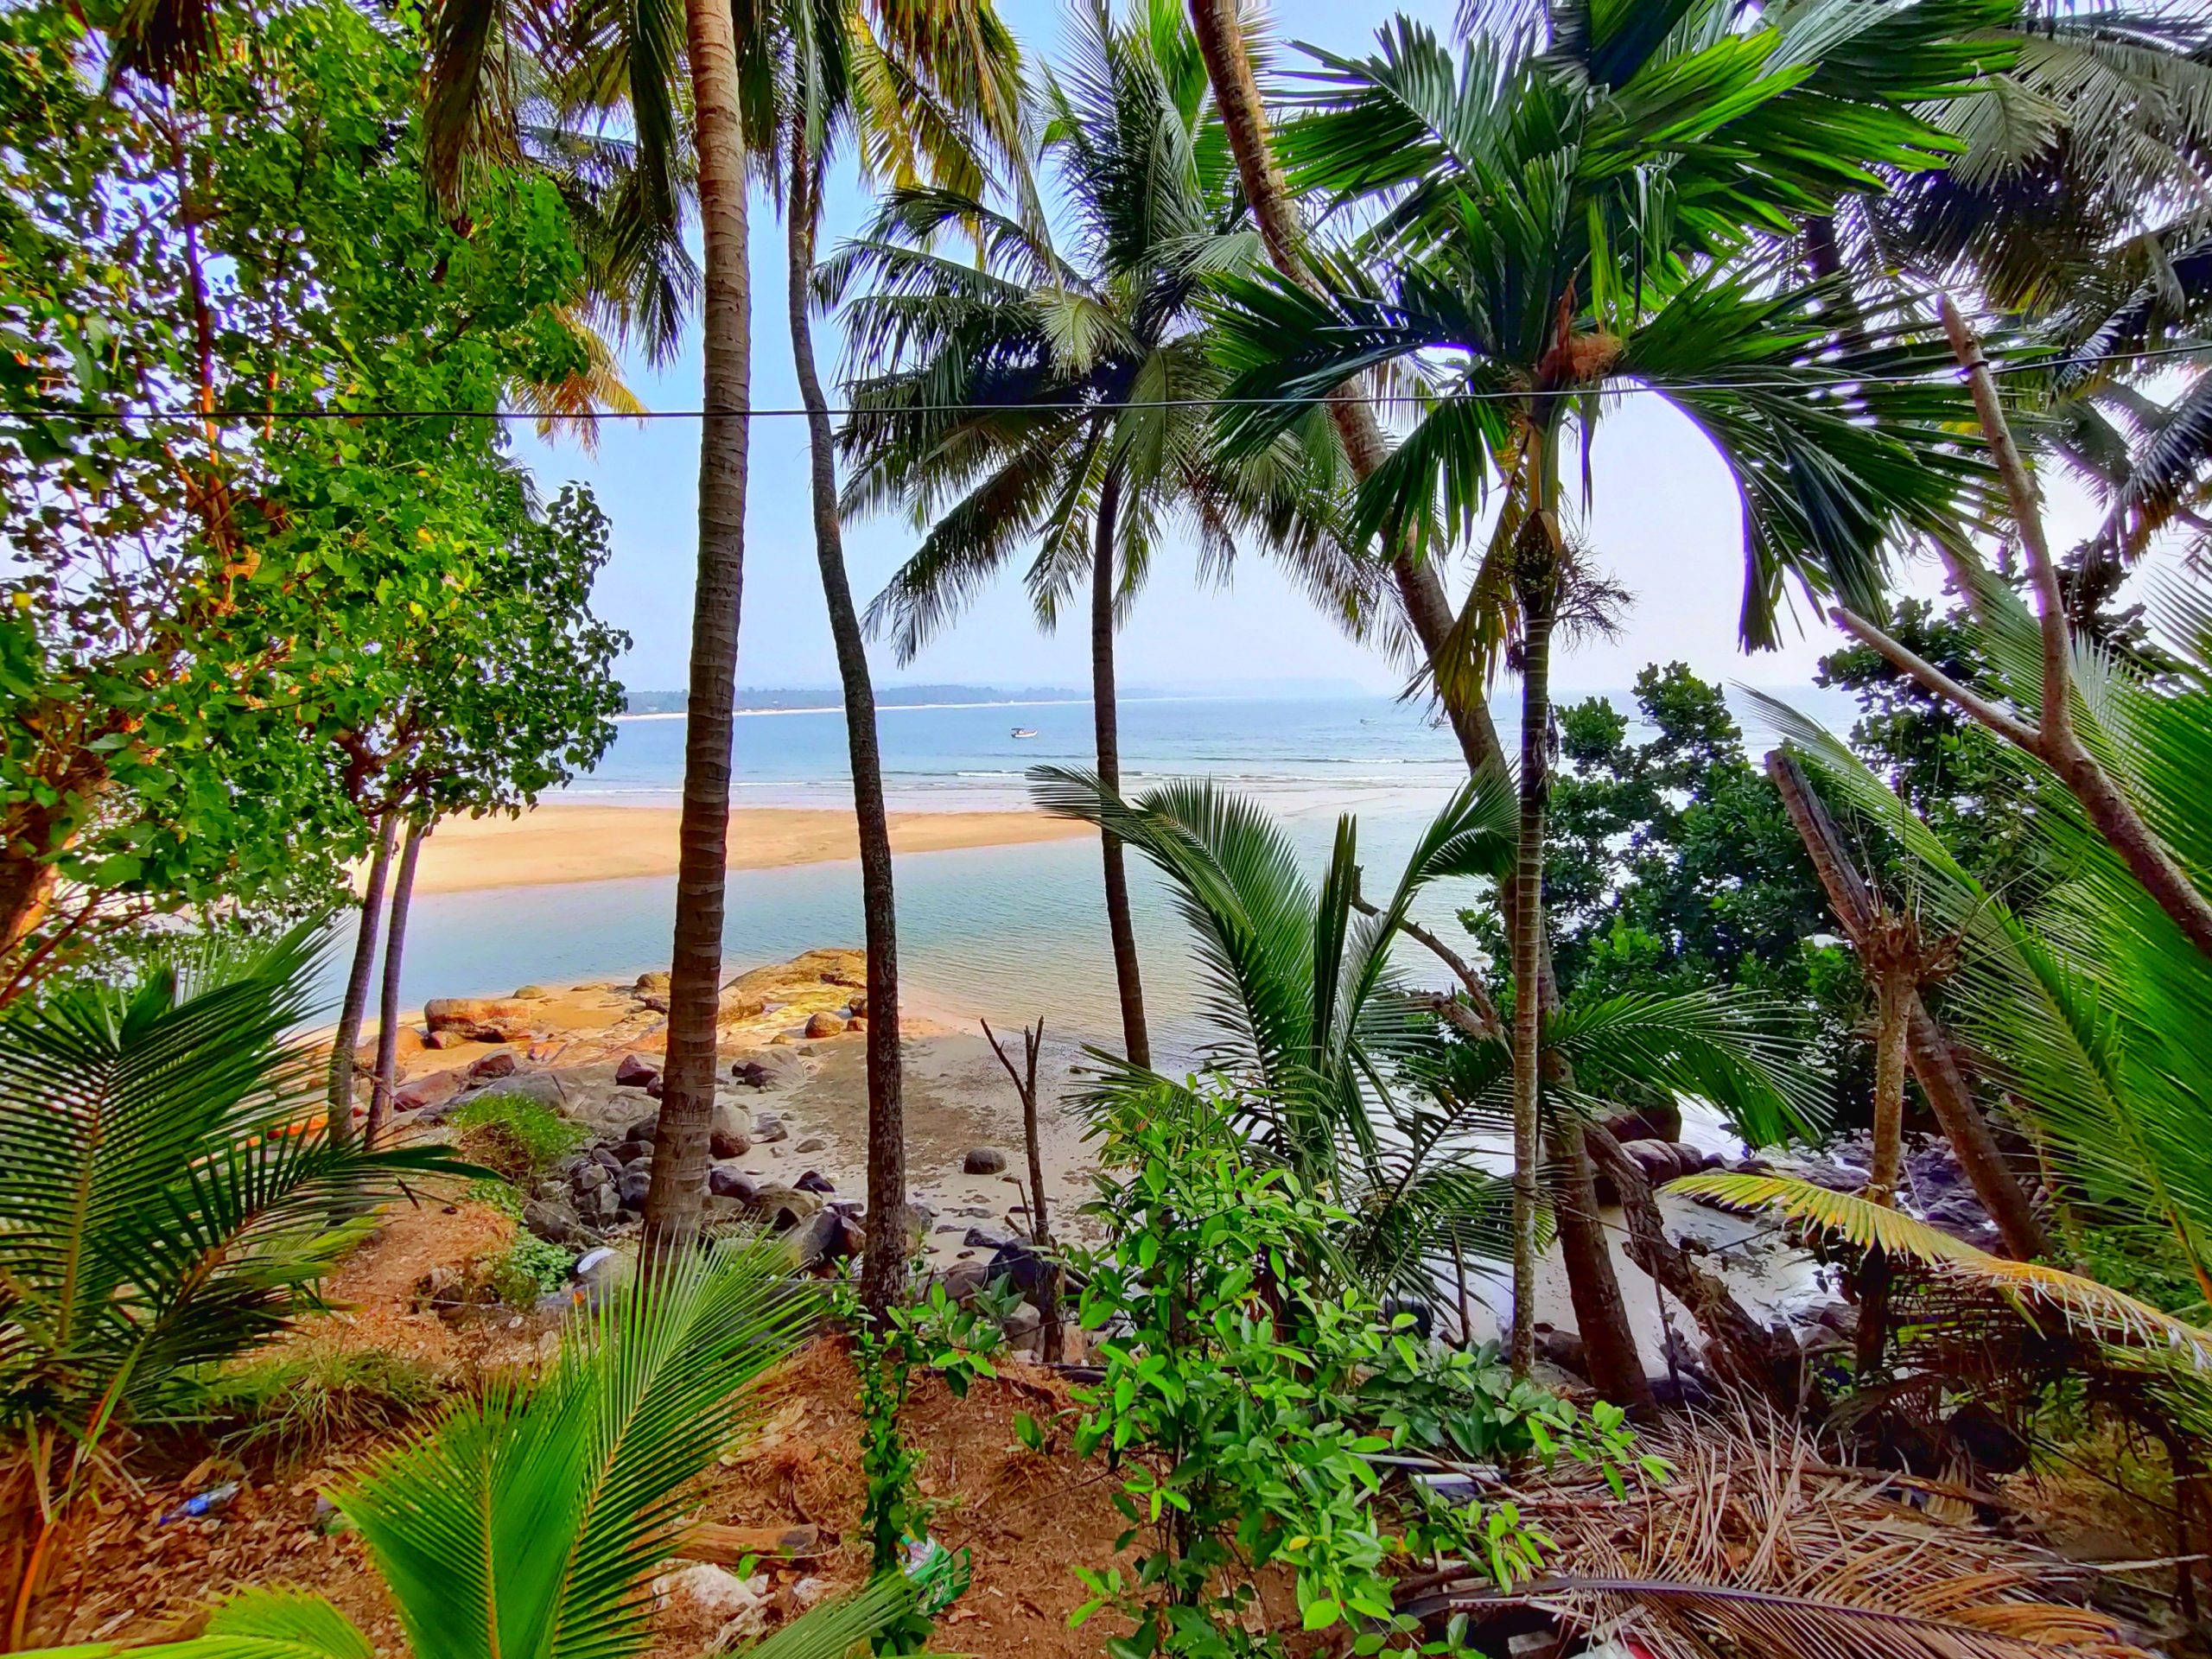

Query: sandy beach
402;804;1090;895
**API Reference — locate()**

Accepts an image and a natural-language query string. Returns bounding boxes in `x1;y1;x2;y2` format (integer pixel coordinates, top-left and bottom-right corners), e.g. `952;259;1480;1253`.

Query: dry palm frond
1414;1404;2158;1659
1676;1172;2212;1372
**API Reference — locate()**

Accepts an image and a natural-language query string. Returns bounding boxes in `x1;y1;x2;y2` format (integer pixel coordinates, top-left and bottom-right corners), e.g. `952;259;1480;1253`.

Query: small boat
1010;726;1039;739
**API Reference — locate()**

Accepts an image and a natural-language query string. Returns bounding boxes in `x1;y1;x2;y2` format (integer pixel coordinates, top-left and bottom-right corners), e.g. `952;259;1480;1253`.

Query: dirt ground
63;1194;1135;1659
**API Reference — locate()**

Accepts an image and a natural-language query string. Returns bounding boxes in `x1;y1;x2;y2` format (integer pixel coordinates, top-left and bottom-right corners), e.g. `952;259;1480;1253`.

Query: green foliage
0;921;474;1630
25;1243;922;1659
203;1344;442;1461
0;0;622;1000
449;1092;589;1183
487;1234;577;1309
1067;1088;1653;1659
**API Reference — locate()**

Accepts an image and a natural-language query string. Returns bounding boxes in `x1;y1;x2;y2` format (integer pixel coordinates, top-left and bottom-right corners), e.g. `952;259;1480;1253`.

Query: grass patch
449;1090;588;1183
205;1343;442;1461
488;1232;576;1308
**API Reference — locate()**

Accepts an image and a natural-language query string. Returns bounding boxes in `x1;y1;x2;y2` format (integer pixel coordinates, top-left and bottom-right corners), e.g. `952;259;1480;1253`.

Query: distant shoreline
399;804;1090;896
615;693;1222;721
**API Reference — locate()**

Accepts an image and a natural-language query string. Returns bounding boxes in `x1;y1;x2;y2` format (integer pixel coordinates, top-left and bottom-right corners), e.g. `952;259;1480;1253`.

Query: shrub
449;1090;587;1183
487;1233;576;1307
205;1344;442;1461
1069;1084;1654;1659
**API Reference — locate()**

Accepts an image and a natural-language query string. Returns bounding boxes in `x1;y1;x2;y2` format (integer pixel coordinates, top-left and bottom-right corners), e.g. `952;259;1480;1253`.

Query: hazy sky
512;0;2106;697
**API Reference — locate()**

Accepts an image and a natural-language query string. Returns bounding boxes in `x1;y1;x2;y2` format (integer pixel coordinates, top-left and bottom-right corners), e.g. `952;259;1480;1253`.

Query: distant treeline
621;684;1094;715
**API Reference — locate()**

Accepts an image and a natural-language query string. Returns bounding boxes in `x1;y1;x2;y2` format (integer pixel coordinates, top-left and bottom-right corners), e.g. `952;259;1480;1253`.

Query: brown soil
63;1198;1133;1659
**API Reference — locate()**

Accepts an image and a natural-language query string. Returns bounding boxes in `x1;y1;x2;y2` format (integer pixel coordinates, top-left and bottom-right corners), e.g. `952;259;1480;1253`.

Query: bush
205;1344;442;1461
1069;1084;1654;1659
449;1091;588;1183
487;1233;576;1307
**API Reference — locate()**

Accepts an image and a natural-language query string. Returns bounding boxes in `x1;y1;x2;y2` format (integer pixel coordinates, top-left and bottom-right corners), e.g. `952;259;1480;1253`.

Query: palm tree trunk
327;809;396;1148
365;817;429;1152
644;0;752;1261
787;137;906;1316
1508;607;1549;1380
1855;957;1913;1374
1184;0;1506;785
1092;463;1150;1069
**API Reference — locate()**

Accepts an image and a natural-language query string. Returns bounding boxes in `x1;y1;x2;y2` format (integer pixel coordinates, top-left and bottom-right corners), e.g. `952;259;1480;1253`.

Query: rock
513;984;550;1000
634;971;671;995
618;1170;652;1211
658;1564;769;1638
614;1053;660;1090
730;1060;773;1089
962;1147;1009;1176
896;1201;933;1249
423;1030;461;1050
752;1183;823;1231
709;1166;760;1204
423;997;544;1044
963;1226;1012;1250
804;1011;845;1039
584;1183;622;1223
523;1198;586;1245
848;991;868;1020
709;1129;751;1160
590;1146;624;1173
985;1240;1053;1298
395;1067;467;1113
1001;1300;1042;1347
1529;1322;1588;1379
624;1116;658;1145
469;1050;518;1081
787;1208;863;1273
795;1169;835;1195
1619;1138;1684;1184
622;1145;653;1169
1665;1141;1717;1178
753;1114;789;1144
934;1261;989;1306
574;1162;611;1193
1600;1103;1684;1146
796;1136;825;1154
471;1071;567;1110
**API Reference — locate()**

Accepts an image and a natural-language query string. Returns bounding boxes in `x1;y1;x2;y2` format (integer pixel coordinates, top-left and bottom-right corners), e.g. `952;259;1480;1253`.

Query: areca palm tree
828;0;1370;1072
1205;4;1999;1382
774;0;1021;1316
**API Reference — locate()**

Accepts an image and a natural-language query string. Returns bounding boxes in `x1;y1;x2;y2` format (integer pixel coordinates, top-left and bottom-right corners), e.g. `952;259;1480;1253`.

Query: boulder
624;1116;658;1145
617;1169;652;1211
574;1161;611;1193
1599;1103;1684;1146
795;1169;835;1195
1530;1322;1588;1379
633;971;671;995
622;1145;653;1169
583;1183;622;1223
709;1128;751;1160
614;1053;661;1090
523;1198;586;1246
395;1067;467;1113
469;1050;518;1081
1666;1141;1718;1178
471;1071;567;1110
962;1147;1009;1176
752;1183;823;1231
963;1226;1013;1250
984;1240;1052;1298
708;1166;760;1204
796;1136;826;1154
1001;1300;1042;1348
729;1060;772;1090
513;984;550;1000
752;1114;790;1144
423;998;544;1044
1618;1138;1685;1184
787;1209;863;1273
589;1146;624;1173
934;1261;989;1306
804;1011;845;1039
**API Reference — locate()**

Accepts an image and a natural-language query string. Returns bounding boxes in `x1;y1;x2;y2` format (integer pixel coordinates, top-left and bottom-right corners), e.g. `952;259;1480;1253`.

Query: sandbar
399;804;1090;895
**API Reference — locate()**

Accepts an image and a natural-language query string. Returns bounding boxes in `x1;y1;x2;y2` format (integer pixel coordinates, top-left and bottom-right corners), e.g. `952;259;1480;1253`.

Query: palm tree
774;0;1020;1316
48;1239;923;1659
1207;8;1996;1382
0;925;473;1647
830;0;1369;1071
1032;766;1814;1325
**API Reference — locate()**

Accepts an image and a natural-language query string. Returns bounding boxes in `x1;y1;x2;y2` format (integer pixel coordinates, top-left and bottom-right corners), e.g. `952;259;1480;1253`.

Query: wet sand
398;804;1090;895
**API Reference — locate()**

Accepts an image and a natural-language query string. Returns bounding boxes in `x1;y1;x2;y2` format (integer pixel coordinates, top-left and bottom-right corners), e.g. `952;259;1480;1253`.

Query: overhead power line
3;340;2203;427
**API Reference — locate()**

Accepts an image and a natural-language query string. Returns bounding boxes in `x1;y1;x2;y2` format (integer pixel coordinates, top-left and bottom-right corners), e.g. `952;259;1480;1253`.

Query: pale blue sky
512;0;2100;698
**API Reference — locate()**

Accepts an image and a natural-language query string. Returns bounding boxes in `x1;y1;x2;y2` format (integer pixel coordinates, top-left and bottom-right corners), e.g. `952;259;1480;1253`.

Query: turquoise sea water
365;689;1845;1062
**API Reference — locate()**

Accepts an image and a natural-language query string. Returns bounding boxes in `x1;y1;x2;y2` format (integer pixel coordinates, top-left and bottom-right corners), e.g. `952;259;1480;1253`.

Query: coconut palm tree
1031;765;1815;1324
828;0;1373;1072
773;0;1021;1317
1204;6;1999;1384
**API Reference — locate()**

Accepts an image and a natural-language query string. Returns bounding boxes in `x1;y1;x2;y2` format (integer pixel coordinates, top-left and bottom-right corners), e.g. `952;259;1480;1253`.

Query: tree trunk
645;0;752;1262
327;810;396;1148
1856;960;1914;1375
788;140;906;1317
1183;0;1508;788
365;817;428;1152
1766;750;2050;1259
1508;607;1549;1380
1091;464;1150;1069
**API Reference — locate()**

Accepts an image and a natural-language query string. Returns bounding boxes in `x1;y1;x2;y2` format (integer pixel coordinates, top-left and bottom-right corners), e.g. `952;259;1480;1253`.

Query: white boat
1010;726;1039;739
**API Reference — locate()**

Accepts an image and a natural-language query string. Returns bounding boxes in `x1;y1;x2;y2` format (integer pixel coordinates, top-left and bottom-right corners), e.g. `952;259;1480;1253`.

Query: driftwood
1765;750;2050;1261
677;1522;822;1564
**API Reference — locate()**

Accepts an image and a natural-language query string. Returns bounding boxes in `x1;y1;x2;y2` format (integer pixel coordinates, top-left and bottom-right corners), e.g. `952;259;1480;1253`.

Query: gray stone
575;1161;611;1192
590;1146;624;1173
963;1227;1013;1250
625;1116;658;1145
935;1261;989;1305
523;1198;585;1245
730;1061;772;1089
470;1050;518;1080
614;1053;660;1090
753;1183;823;1231
796;1136;826;1154
795;1169;835;1195
473;1071;566;1109
961;1147;1008;1176
618;1170;652;1211
753;1113;790;1144
708;1165;759;1204
587;1183;623;1222
1001;1300;1041;1344
787;1209;863;1273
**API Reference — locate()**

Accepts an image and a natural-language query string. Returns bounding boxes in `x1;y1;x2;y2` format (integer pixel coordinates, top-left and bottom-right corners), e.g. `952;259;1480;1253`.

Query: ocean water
370;689;1847;1061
